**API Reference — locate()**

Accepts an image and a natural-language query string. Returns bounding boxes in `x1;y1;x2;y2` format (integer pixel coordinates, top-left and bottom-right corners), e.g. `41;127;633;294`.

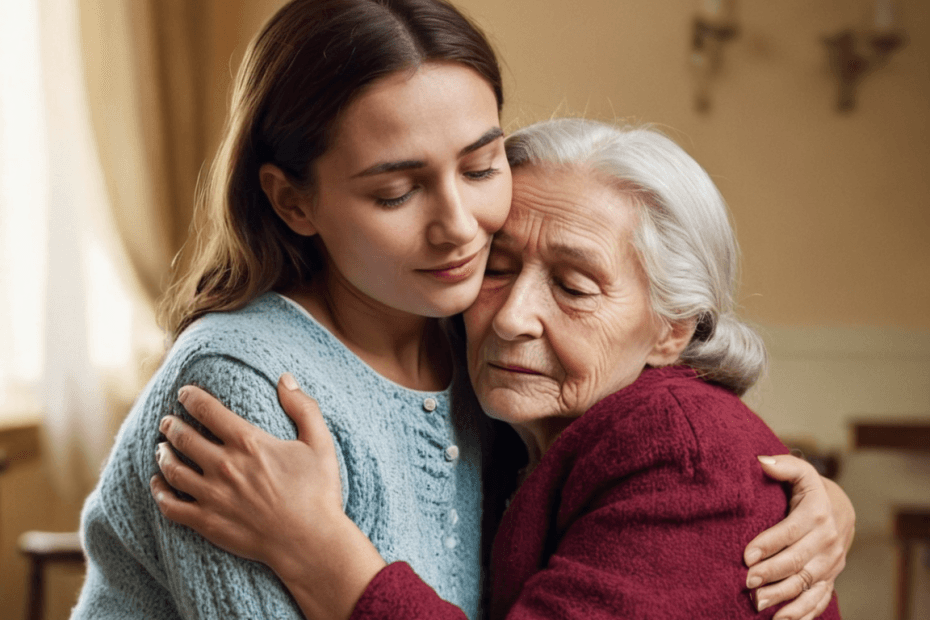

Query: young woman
74;1;851;619
74;1;510;618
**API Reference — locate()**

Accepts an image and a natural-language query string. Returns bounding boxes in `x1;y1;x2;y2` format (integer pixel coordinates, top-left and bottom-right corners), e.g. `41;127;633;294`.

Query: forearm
272;514;387;620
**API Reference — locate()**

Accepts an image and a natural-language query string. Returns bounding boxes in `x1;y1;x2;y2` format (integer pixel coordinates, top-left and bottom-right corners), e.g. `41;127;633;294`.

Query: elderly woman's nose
427;181;479;247
491;275;544;341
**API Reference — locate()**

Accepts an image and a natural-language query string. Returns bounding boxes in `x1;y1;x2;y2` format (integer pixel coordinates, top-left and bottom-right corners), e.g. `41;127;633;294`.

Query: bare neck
283;273;451;392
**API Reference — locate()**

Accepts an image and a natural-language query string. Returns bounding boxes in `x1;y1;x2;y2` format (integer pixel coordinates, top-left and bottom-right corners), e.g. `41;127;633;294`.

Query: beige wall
233;0;930;330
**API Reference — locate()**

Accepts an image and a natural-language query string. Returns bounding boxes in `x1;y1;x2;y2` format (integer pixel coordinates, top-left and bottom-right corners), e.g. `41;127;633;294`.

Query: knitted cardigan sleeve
72;354;308;619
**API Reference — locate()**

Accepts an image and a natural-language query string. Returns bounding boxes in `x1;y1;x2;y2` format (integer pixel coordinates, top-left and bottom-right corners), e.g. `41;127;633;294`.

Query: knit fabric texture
72;293;485;619
351;366;843;620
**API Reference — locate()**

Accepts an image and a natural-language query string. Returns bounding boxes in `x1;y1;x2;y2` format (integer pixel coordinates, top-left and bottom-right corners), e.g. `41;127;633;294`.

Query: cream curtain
0;0;215;497
80;0;210;304
0;0;148;497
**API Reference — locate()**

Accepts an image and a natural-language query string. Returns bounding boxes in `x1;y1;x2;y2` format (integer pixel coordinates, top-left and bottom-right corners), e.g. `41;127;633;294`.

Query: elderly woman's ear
646;318;696;367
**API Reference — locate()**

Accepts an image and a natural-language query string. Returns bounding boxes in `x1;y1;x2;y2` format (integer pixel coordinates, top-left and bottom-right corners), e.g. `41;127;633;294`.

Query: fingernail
150;475;158;488
155;491;165;504
155;442;166;464
178;386;190;405
281;372;299;391
745;548;762;565
757;598;770;612
757;455;777;465
159;417;171;433
747;575;762;589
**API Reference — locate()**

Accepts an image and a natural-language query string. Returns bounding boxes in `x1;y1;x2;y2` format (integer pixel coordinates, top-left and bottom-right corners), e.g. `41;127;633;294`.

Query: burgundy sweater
352;366;842;619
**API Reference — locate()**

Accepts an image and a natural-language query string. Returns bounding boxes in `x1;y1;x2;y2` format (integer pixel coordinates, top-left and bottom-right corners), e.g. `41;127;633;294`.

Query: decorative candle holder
690;15;740;113
823;28;907;112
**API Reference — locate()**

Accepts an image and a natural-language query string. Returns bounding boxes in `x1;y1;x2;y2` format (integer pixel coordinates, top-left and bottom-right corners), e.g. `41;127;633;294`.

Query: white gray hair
505;118;766;395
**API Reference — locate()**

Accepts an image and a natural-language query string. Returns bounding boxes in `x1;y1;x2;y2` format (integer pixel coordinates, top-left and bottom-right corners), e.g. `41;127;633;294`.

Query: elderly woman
153;119;845;619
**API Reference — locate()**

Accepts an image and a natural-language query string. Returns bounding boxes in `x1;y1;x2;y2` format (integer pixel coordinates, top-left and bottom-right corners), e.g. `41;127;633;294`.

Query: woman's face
297;62;511;318
463;164;681;454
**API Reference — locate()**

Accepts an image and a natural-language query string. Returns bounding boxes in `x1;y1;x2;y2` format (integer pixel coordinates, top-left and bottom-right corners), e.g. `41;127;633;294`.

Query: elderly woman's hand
151;373;386;620
150;374;344;575
744;454;854;620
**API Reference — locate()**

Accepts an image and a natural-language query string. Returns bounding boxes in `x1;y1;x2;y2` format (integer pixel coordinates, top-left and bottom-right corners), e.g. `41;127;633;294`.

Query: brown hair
160;0;503;339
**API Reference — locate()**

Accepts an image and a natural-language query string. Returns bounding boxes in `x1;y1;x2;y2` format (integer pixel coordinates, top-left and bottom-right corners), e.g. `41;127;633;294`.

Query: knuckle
161;459;178;481
797;568;814;591
173;428;192;454
193;398;214;422
783;520;802;543
216;458;238;482
239;434;261;457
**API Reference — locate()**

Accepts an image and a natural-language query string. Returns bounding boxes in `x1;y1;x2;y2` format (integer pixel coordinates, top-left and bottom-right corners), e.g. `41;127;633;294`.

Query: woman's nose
427;181;479;247
491;275;544;341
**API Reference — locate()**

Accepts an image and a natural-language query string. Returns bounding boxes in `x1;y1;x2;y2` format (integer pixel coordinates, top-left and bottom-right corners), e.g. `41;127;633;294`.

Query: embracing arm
154;374;385;620
744;456;854;619
75;355;309;619
153;379;852;620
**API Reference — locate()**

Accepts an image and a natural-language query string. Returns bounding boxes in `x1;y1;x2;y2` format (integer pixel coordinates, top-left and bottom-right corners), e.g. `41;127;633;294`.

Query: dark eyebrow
351;127;503;179
459;127;504;157
352;159;425;178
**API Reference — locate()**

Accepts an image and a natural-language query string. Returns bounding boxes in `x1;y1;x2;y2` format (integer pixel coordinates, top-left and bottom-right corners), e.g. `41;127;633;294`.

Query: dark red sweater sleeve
351;562;466;620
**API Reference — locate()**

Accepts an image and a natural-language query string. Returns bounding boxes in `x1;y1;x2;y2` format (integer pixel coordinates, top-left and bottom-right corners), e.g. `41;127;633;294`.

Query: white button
444;535;458;549
423;397;437;412
449;509;459;526
444;445;459;461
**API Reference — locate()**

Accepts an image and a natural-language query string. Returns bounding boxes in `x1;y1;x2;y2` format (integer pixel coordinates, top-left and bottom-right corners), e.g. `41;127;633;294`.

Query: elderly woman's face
463;165;681;451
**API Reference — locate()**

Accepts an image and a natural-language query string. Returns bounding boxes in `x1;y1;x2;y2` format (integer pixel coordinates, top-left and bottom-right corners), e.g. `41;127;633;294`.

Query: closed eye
465;167;500;181
375;188;419;208
557;281;594;297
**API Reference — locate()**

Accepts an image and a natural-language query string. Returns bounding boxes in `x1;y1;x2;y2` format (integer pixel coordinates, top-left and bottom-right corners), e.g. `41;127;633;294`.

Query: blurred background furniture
18;530;85;620
852;419;930;620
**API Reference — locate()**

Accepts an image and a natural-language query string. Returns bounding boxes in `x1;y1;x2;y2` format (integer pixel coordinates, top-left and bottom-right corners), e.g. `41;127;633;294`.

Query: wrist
273;511;386;620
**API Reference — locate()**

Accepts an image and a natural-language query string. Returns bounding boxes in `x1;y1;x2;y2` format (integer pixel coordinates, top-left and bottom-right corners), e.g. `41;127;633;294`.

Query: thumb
277;373;331;448
758;454;822;491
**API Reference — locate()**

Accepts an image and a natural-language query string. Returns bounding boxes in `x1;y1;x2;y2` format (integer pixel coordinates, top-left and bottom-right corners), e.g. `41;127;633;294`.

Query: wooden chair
18;530;85;620
894;508;930;620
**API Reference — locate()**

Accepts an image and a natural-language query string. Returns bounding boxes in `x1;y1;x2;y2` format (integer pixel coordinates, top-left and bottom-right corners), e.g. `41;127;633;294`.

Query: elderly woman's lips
488;362;542;375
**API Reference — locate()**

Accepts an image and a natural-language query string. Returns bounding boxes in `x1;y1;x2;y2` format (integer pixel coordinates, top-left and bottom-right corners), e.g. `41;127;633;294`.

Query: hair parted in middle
504;118;767;395
162;0;503;339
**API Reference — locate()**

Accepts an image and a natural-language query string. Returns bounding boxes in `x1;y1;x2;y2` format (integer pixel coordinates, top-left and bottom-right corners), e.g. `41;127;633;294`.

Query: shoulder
570;366;784;466
174;293;318;369
557;366;786;509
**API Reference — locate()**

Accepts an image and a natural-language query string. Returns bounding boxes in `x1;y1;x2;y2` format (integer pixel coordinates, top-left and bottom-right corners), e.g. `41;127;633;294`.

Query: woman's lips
488;362;542;375
417;251;480;283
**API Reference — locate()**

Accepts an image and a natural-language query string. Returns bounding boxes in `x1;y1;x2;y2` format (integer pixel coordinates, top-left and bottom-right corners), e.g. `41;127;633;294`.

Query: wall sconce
823;1;907;112
690;0;740;113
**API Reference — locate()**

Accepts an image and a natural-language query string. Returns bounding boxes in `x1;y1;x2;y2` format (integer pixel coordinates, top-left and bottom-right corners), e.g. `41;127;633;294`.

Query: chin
475;387;551;426
419;281;482;317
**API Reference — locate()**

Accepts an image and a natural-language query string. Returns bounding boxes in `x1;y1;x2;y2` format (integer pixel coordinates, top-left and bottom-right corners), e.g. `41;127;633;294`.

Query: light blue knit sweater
72;293;486;619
